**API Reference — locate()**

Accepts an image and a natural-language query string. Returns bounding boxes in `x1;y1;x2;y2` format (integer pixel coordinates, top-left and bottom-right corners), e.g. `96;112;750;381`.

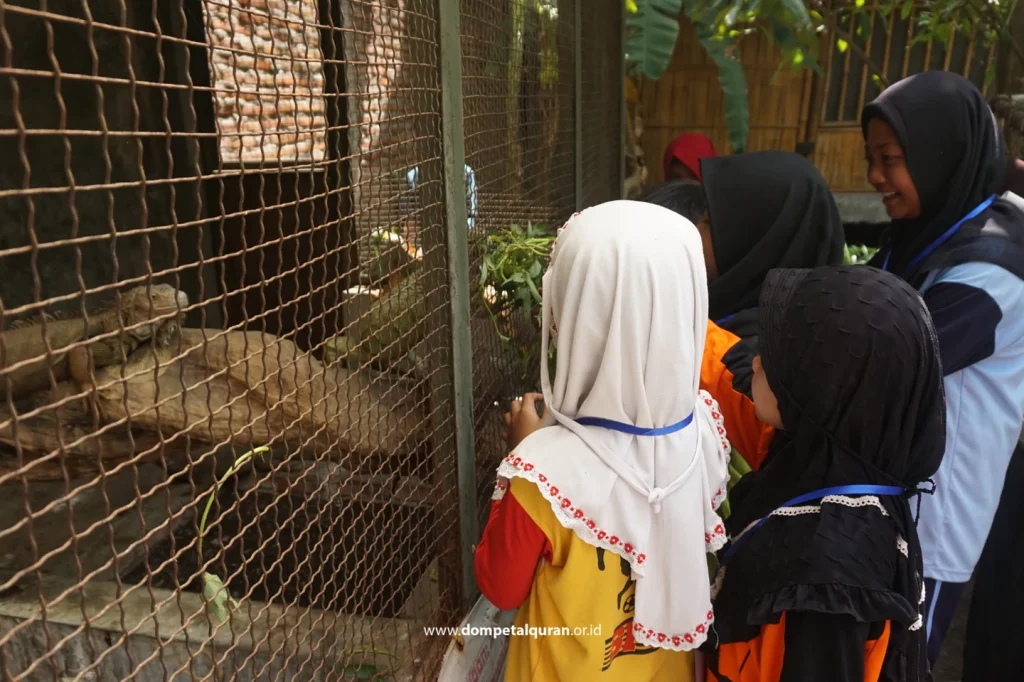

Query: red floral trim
710;485;727;511
498;453;648;568
705;521;727;552
547;211;582;269
700;391;731;455
632;608;715;651
491;478;509;501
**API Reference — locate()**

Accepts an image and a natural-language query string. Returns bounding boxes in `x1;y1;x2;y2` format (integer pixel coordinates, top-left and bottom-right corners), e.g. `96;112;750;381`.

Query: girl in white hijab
474;200;732;682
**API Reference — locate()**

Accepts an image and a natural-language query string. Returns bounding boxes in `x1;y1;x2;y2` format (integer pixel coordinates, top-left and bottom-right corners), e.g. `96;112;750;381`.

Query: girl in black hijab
705;265;945;682
699;151;845;332
862;71;1024;667
639;153;845;472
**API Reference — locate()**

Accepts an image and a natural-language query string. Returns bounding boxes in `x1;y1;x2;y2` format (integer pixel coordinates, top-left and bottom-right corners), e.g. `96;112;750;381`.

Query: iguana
324;268;428;378
361;229;421;289
0;284;188;398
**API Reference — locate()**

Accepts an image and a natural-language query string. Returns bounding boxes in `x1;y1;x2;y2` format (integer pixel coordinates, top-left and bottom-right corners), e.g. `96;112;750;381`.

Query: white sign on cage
436;596;517;682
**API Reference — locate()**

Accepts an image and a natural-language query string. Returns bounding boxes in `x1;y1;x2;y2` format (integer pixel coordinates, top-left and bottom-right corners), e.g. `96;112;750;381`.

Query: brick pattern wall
204;0;329;165
341;0;418;252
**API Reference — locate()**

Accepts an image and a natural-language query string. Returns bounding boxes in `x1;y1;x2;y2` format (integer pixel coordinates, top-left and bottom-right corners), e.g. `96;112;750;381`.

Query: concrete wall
0;0;218;327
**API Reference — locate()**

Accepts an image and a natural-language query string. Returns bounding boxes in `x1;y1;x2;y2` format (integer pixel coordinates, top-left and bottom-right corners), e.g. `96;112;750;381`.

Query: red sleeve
474;489;552;611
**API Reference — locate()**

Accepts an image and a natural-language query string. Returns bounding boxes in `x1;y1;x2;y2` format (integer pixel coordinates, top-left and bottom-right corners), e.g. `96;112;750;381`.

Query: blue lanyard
720;484;905;564
881;195;996;275
715;307;756;327
575;412;693;436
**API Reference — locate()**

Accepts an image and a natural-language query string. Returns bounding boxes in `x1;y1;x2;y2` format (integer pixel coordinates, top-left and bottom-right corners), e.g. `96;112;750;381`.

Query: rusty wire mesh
0;1;622;681
461;0;580;539
580;3;622;210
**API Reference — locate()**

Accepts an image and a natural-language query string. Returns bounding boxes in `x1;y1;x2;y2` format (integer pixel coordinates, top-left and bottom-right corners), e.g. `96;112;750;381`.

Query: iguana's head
114;284;188;343
364;230;421;288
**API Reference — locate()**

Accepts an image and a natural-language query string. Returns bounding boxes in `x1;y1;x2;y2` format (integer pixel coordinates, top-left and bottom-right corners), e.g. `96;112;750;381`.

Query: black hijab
699;151;845;323
861;71;1024;286
707;266;946;682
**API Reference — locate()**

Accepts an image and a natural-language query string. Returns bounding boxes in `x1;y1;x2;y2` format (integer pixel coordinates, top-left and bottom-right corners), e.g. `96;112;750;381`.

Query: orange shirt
700;320;774;470
707;614;892;682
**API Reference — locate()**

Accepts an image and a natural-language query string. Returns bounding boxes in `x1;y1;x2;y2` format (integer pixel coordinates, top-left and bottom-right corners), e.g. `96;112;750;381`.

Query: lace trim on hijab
729;494;893;545
702;392;732;552
633;608;715;651
706;523;728;553
712;500;923;618
495;454;652;572
491;392;734;559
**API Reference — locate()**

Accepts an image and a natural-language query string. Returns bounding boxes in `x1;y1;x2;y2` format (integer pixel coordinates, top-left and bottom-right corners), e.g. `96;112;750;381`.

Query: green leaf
479;259;490;288
855;0;865;7
526;276;542;305
692;20;748;153
984;57;997;91
528;260;542;279
836;38;849;53
625;0;685;80
856;13;871;37
780;0;813;28
202;572;238;624
901;0;913;20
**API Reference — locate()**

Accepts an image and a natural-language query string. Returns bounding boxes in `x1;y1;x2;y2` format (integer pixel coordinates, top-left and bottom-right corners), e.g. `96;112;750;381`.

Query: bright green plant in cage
478;222;556;378
844;244;878;265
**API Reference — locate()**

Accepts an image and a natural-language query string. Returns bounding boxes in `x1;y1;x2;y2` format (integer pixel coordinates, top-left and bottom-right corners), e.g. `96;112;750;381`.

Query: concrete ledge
0;574;425;682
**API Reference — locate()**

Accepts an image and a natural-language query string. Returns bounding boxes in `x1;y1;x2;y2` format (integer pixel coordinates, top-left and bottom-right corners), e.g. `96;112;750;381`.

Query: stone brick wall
204;0;329;165
340;0;418;248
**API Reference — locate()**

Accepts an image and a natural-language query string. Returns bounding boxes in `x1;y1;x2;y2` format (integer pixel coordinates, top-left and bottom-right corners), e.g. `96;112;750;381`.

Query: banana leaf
691;18;749;153
625;0;684;80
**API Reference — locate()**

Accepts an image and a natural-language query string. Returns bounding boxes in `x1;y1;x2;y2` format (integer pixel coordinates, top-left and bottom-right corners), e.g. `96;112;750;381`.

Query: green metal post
574;0;583;211
619;0;627;198
437;0;479;609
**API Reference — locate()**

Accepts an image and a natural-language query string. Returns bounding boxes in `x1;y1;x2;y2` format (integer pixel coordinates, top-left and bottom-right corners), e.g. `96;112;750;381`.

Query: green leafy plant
479;222;554;325
627;0;1022;155
843;243;878;265
478;222;556;379
692;13;750;152
338;647;399;681
626;0;685;80
197;445;269;624
718;447;752;520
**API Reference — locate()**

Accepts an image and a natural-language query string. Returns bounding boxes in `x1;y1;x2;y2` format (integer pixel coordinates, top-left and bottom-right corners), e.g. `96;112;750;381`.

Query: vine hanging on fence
197;445;269;624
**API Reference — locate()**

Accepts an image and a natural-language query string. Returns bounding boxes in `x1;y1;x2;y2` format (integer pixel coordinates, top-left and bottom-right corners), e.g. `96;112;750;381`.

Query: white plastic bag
435;595;518;682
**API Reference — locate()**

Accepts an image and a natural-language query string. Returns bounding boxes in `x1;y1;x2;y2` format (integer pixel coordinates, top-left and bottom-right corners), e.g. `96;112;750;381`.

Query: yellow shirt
503;476;696;682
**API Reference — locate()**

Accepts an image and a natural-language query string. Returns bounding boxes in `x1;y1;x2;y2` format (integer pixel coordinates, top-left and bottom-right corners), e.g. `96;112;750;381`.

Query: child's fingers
521;393;542;415
509;399;522;418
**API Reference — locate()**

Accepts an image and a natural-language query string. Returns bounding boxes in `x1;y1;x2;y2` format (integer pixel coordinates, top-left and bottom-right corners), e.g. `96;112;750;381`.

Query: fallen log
0;329;431;483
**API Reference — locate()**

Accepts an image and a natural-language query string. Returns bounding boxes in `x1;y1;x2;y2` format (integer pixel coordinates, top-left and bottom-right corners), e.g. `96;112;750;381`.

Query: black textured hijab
862;71;1024;285
707;266;946;682
699;151;845;323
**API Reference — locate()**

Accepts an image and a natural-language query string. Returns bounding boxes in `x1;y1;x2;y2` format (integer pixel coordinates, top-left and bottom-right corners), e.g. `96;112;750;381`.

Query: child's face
696;211;718;281
751;355;783;429
865;118;921;220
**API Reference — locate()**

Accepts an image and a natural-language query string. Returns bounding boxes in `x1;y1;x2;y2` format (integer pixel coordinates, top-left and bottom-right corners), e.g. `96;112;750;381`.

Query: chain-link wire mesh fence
0;1;622;680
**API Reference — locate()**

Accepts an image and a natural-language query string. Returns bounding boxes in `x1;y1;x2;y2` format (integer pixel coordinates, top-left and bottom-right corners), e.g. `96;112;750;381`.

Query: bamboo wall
639;21;811;185
642;8;995;192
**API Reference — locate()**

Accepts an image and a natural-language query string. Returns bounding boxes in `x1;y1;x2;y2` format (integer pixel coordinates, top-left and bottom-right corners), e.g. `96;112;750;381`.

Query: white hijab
492;200;732;650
